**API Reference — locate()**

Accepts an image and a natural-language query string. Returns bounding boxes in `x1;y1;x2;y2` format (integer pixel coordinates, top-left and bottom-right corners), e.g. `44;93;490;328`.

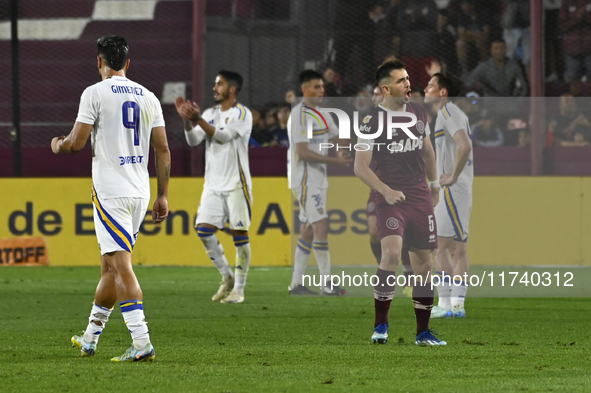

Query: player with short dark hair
218;70;243;93
354;60;446;346
175;70;253;304
52;35;171;362
287;69;352;295
424;72;473;318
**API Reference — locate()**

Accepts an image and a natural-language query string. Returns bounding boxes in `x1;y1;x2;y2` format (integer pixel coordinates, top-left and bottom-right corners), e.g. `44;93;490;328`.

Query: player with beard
175;71;253;304
365;86;414;297
354;60;446;346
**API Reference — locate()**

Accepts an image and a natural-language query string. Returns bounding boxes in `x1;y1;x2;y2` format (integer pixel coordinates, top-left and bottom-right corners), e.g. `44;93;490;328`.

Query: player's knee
381;249;401;269
197;226;216;243
312;224;328;241
451;243;468;259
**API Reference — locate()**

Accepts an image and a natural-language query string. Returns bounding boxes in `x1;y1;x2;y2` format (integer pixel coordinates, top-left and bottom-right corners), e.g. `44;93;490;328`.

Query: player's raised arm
176;96;207;146
150;125;170;223
211;107;252;144
51;122;93;154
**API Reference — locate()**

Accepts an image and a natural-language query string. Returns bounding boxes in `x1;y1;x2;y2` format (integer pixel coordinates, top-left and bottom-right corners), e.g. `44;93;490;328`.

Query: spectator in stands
410;86;425;104
353;87;374;117
249;108;273;147
466;38;528;97
383;0;405;59
517;129;531;147
268;103;290;148
332;0;378;84
323;66;343;97
505;118;528;146
563;127;591;146
456;0;491;76
395;0;439;89
544;0;563;82
265;106;278;129
549;93;591;146
472;116;504;147
501;0;531;81
285;89;296;104
559;0;591;83
436;9;460;76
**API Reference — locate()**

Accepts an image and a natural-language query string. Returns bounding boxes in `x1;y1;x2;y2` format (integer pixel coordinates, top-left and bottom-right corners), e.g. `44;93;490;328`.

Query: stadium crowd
245;0;591;149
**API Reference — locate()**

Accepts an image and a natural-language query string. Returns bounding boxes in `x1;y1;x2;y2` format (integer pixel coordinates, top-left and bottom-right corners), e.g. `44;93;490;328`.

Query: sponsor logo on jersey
317;208;324;214
119;156;144;166
358;124;372;132
367;202;376;212
389;136;424;154
386;217;399;230
363;115;372;123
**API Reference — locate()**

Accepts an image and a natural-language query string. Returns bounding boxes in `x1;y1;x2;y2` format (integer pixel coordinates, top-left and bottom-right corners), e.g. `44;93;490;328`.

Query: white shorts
92;189;149;255
196;188;252;230
434;186;472;242
292;186;327;225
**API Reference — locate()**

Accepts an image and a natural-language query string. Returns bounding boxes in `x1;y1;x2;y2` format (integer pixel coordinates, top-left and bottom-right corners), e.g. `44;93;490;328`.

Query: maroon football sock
412;282;434;335
374;268;395;327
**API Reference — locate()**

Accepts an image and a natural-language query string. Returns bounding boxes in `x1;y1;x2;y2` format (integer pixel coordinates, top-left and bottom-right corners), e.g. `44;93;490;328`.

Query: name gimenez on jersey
110;85;145;96
318;136;425;153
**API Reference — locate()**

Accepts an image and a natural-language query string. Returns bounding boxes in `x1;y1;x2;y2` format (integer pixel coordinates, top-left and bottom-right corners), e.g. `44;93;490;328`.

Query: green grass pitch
0;266;589;392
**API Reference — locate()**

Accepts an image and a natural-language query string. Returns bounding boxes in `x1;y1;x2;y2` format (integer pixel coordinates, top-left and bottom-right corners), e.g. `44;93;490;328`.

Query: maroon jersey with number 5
359;102;432;207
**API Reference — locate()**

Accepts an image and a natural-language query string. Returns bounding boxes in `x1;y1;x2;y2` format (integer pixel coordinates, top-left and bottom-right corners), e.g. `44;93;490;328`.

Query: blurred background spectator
472;116;505;147
456;0;492;77
501;0;531;82
269;103;290;147
396;0;439;90
250;108;274;147
436;9;460;75
544;0;563;82
517;129;531;146
548;93;591;146
559;0;591;84
466;38;528;97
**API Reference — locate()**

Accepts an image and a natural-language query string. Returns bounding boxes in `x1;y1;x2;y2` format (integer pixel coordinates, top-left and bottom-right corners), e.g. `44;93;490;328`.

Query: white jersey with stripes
76;75;165;200
434;101;474;193
185;103;253;192
287;102;339;189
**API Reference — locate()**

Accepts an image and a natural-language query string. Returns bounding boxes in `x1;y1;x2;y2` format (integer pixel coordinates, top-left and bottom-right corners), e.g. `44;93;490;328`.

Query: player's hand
152;195;169;224
51;136;65;154
383;189;405;205
440;173;456;187
175;97;201;122
425;60;441;77
333;154;353;167
430;187;440;207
